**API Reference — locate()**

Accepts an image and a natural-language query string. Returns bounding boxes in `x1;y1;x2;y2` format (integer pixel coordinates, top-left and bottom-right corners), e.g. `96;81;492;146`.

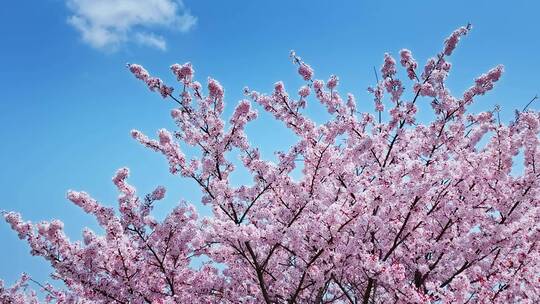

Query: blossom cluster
128;64;174;98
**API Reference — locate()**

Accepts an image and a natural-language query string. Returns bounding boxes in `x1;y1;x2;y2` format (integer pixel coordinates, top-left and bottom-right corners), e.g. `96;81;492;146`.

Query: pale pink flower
381;53;397;78
208;78;224;100
298;63;314;81
443;24;471;56
298;85;310;97
399;49;418;80
326;75;339;89
171;62;194;84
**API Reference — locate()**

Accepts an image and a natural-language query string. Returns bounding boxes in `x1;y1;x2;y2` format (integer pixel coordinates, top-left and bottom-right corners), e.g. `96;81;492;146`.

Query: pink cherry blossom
171;62;194;84
128;64;173;98
381;53;397;78
208;77;224;100
3;25;539;304
326;74;339;90
399;49;418;80
463;65;504;103
298;85;310;98
298;63;314;81
443;23;471;56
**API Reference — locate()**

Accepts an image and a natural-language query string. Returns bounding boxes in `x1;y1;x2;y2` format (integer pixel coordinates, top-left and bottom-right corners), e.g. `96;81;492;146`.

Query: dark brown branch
245;242;273;304
288;249;324;303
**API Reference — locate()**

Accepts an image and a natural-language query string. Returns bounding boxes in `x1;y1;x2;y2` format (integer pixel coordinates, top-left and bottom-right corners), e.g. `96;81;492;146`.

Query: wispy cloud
135;32;167;50
66;0;196;51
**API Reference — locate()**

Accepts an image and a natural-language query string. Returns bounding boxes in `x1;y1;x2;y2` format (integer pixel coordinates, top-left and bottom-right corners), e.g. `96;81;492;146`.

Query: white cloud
135;32;167;50
67;0;196;51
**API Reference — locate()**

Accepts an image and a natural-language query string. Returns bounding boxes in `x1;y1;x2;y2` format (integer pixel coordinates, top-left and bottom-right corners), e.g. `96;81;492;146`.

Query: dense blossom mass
2;25;540;303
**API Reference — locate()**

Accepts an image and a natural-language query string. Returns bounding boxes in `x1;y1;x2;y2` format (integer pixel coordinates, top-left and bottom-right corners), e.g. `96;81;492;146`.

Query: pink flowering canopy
2;25;540;303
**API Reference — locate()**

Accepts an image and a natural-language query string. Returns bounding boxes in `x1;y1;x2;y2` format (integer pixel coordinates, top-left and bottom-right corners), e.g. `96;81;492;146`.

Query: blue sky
0;0;538;288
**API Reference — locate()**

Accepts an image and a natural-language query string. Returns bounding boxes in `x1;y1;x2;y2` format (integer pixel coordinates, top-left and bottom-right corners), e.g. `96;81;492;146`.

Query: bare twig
522;94;538;112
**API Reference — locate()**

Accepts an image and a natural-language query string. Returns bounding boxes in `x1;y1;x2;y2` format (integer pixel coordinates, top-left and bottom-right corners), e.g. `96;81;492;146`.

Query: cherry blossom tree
3;25;539;303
